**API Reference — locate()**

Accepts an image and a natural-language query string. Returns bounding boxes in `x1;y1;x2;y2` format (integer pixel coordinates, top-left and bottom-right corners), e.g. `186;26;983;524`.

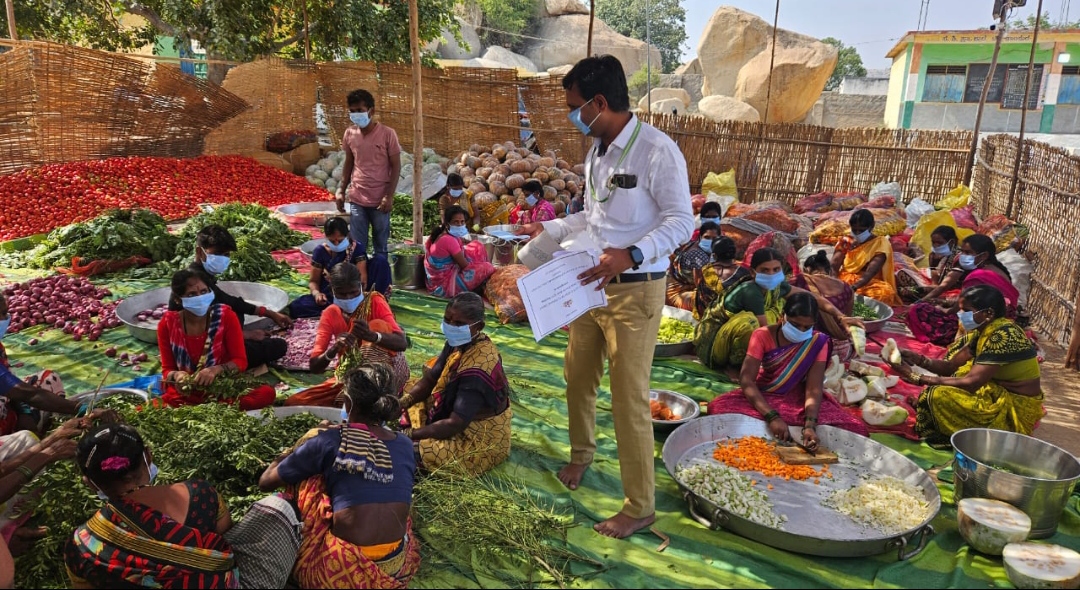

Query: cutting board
775;444;839;465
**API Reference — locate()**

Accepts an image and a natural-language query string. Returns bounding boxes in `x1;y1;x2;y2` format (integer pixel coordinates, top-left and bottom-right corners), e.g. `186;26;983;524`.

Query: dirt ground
1031;335;1080;457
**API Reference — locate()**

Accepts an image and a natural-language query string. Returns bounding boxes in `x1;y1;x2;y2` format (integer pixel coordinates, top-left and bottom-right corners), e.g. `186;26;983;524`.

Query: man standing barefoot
518;55;693;538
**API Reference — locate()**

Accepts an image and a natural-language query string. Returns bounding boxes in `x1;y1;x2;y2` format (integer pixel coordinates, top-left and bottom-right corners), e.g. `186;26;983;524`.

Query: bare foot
593;512;656;539
557;462;590;490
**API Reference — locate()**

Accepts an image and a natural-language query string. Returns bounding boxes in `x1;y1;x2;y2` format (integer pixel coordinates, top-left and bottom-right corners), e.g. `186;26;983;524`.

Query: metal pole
301;0;311;61
5;0;16;40
646;0;652;113
963;7;1010;186
1007;0;1044;219
408;0;424;245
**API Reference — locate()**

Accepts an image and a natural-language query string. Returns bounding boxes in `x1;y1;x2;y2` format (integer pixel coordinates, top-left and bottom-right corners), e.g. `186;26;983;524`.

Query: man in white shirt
518;55;694;539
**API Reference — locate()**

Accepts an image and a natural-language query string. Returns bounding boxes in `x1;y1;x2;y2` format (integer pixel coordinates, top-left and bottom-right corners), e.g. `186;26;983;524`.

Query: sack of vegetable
265;130;318;153
484;265;530;324
283;143;322;175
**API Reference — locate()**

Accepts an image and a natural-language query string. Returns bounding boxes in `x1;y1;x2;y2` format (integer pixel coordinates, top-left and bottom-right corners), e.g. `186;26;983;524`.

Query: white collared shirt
541;114;694;273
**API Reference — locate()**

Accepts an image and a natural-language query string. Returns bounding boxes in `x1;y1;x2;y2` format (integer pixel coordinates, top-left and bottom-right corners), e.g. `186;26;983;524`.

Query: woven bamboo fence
972;134;1080;346
0;41;248;175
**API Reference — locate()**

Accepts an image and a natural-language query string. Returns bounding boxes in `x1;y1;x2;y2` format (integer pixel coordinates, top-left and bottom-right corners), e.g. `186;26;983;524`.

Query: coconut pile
449;141;585;221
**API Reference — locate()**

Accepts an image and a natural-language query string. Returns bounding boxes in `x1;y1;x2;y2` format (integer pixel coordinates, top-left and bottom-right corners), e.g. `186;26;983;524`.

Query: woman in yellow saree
888;285;1044;448
831;209;902;306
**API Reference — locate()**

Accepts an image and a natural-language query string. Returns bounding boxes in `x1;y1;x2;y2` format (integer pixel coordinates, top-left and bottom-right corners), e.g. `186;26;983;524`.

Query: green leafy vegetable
391;193;441;244
175;370;267;401
852;300;881;320
1;209;178;270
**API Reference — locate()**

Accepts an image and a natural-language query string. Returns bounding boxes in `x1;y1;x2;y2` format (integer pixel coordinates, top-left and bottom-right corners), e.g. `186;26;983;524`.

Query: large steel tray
116;282;289;343
662;414;939;560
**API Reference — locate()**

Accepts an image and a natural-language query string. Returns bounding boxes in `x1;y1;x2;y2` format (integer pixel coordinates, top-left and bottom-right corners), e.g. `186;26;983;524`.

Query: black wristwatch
627;245;644;271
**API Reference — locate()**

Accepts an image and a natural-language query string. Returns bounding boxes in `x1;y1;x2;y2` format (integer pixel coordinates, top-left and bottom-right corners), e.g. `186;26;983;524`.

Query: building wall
884;47;911;128
838;76;890;95
801;92;887;128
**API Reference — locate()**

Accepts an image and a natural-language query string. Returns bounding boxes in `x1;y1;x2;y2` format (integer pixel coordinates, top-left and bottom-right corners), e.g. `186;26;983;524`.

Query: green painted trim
902;101;915;129
1041;105;1056;133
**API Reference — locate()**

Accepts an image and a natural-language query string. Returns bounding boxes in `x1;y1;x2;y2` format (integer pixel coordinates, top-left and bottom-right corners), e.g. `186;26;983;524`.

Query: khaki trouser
564;278;665;519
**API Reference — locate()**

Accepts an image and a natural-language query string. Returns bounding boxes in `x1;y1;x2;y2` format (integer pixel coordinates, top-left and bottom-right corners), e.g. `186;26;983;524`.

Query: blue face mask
755;272;785;291
853;229;872;244
335;292;365;315
701;216;720;225
699;239;713;252
526;195;539;207
442;320;477;347
0;317;9;340
958;253;978;270
568;99;599;136
349;111;371;128
327;237;350;253
781;321;814;343
449;188;464;198
448;225;469;239
203;253;230;276
932;243;953;256
957;310;983;332
181;292;215;317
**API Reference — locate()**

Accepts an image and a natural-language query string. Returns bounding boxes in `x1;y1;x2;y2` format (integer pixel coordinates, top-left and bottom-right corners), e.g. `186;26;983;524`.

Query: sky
680;0;1072;70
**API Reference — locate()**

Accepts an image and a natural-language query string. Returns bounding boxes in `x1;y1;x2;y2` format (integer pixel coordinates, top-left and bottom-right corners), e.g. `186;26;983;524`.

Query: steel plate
67;388;149;404
115;282;289;343
662;414;939;559
246;405;342;423
655;306;696;358
274;202;347;227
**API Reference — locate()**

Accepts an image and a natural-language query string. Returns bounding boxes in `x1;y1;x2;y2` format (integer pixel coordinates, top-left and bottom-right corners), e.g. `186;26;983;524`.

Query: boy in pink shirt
334;89;402;260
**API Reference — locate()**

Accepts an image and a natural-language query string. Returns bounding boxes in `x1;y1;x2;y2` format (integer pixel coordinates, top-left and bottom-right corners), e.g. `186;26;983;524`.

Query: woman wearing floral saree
831;209;902;306
891;285;1043;448
666;222;720;312
692;235;750;320
707;293;869;442
802;250;856;361
424;206;495;298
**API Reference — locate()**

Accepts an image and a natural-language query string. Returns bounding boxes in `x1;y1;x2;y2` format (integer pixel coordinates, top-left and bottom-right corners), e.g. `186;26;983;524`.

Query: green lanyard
588;120;642;203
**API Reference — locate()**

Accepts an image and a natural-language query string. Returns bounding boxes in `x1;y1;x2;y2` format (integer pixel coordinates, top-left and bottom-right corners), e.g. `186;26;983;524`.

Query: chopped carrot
650;400;680;421
766;484;774;490
711;436;829;481
814;479;820;485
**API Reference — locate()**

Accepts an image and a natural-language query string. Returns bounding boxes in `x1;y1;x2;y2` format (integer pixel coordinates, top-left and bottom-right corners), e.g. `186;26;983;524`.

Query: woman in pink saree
708;292;868;444
424;206;495;298
906;234;1018;346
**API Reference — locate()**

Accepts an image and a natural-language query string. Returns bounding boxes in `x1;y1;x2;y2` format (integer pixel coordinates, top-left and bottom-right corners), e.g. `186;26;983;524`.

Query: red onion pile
135;304;169;324
1;276;122;340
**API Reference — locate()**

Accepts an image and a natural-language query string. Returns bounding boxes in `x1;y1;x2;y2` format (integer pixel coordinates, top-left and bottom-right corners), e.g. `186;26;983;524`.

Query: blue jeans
349;205;390;257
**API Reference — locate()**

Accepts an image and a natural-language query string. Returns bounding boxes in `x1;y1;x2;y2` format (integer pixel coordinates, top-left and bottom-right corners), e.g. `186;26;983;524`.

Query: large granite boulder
734;45;837;123
461;58;509;69
637;88;691;110
649;97;686;116
541;0;590;17
658;73;705;111
698;95;761;123
523;15;661;78
547;64;574;77
674;58;702;76
482;46;539;72
436;17;482;60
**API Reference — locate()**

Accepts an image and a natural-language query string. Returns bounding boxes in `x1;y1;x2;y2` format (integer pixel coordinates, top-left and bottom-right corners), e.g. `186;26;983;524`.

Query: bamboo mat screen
314;61;380;149
374;62;417;153
973;134;1080;346
520;75;586;163
421;66;520;157
0;41;247;174
203;58;317;155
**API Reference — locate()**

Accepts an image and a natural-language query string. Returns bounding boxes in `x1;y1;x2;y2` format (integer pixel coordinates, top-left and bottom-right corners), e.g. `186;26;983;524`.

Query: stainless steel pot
389;246;426;290
952;428;1080;539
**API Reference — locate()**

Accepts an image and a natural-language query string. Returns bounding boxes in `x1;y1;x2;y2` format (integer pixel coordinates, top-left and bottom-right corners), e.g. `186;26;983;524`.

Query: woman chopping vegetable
694;248;859;376
830;209;902;306
285;263;409;406
259;363;419;589
708;293;870;441
423;206;495;299
665;221;720;312
399;293;511;477
906;234;1020;346
289;217;392;319
890;285;1043;448
157;269;276;411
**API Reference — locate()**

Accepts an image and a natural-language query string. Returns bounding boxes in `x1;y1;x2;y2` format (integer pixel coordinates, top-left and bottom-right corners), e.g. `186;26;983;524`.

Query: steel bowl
856;295;894;333
67;387;149;404
299;238;324;259
952;428;1080;539
116;282;290;343
650;389;700;433
246;405;343;423
655;305;697;358
274;202;347;227
663;414;939;560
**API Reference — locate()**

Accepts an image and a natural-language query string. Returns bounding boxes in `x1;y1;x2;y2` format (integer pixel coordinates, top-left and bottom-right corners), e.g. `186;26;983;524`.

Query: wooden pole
5;0;16;40
1007;0;1044;219
587;0;595;57
301;0;311;61
762;0;781;125
964;9;1009;185
409;0;424;245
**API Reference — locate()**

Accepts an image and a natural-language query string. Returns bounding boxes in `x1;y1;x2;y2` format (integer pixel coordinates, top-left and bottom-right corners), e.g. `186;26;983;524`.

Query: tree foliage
596;0;687;73
821;37;867;92
0;0;458;66
471;0;537;51
1009;11;1080;30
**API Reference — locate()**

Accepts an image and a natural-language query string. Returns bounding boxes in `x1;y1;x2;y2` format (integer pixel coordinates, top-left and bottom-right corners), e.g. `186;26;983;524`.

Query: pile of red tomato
0;156;333;240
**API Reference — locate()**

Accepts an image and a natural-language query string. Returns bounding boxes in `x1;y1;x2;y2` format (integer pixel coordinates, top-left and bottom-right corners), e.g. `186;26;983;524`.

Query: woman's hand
313;291;328;306
166;371;191;384
841;316;864;329
268;310;293;329
891;363;922;385
899;349;924;366
351;319;376;342
768;415;790;441
194;366;222;387
801;427;819;451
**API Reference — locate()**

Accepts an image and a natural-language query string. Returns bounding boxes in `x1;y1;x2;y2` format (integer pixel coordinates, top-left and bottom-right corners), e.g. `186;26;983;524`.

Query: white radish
1003;543;1080;589
839;376;868;405
849;359;886;378
957;498;1031;555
